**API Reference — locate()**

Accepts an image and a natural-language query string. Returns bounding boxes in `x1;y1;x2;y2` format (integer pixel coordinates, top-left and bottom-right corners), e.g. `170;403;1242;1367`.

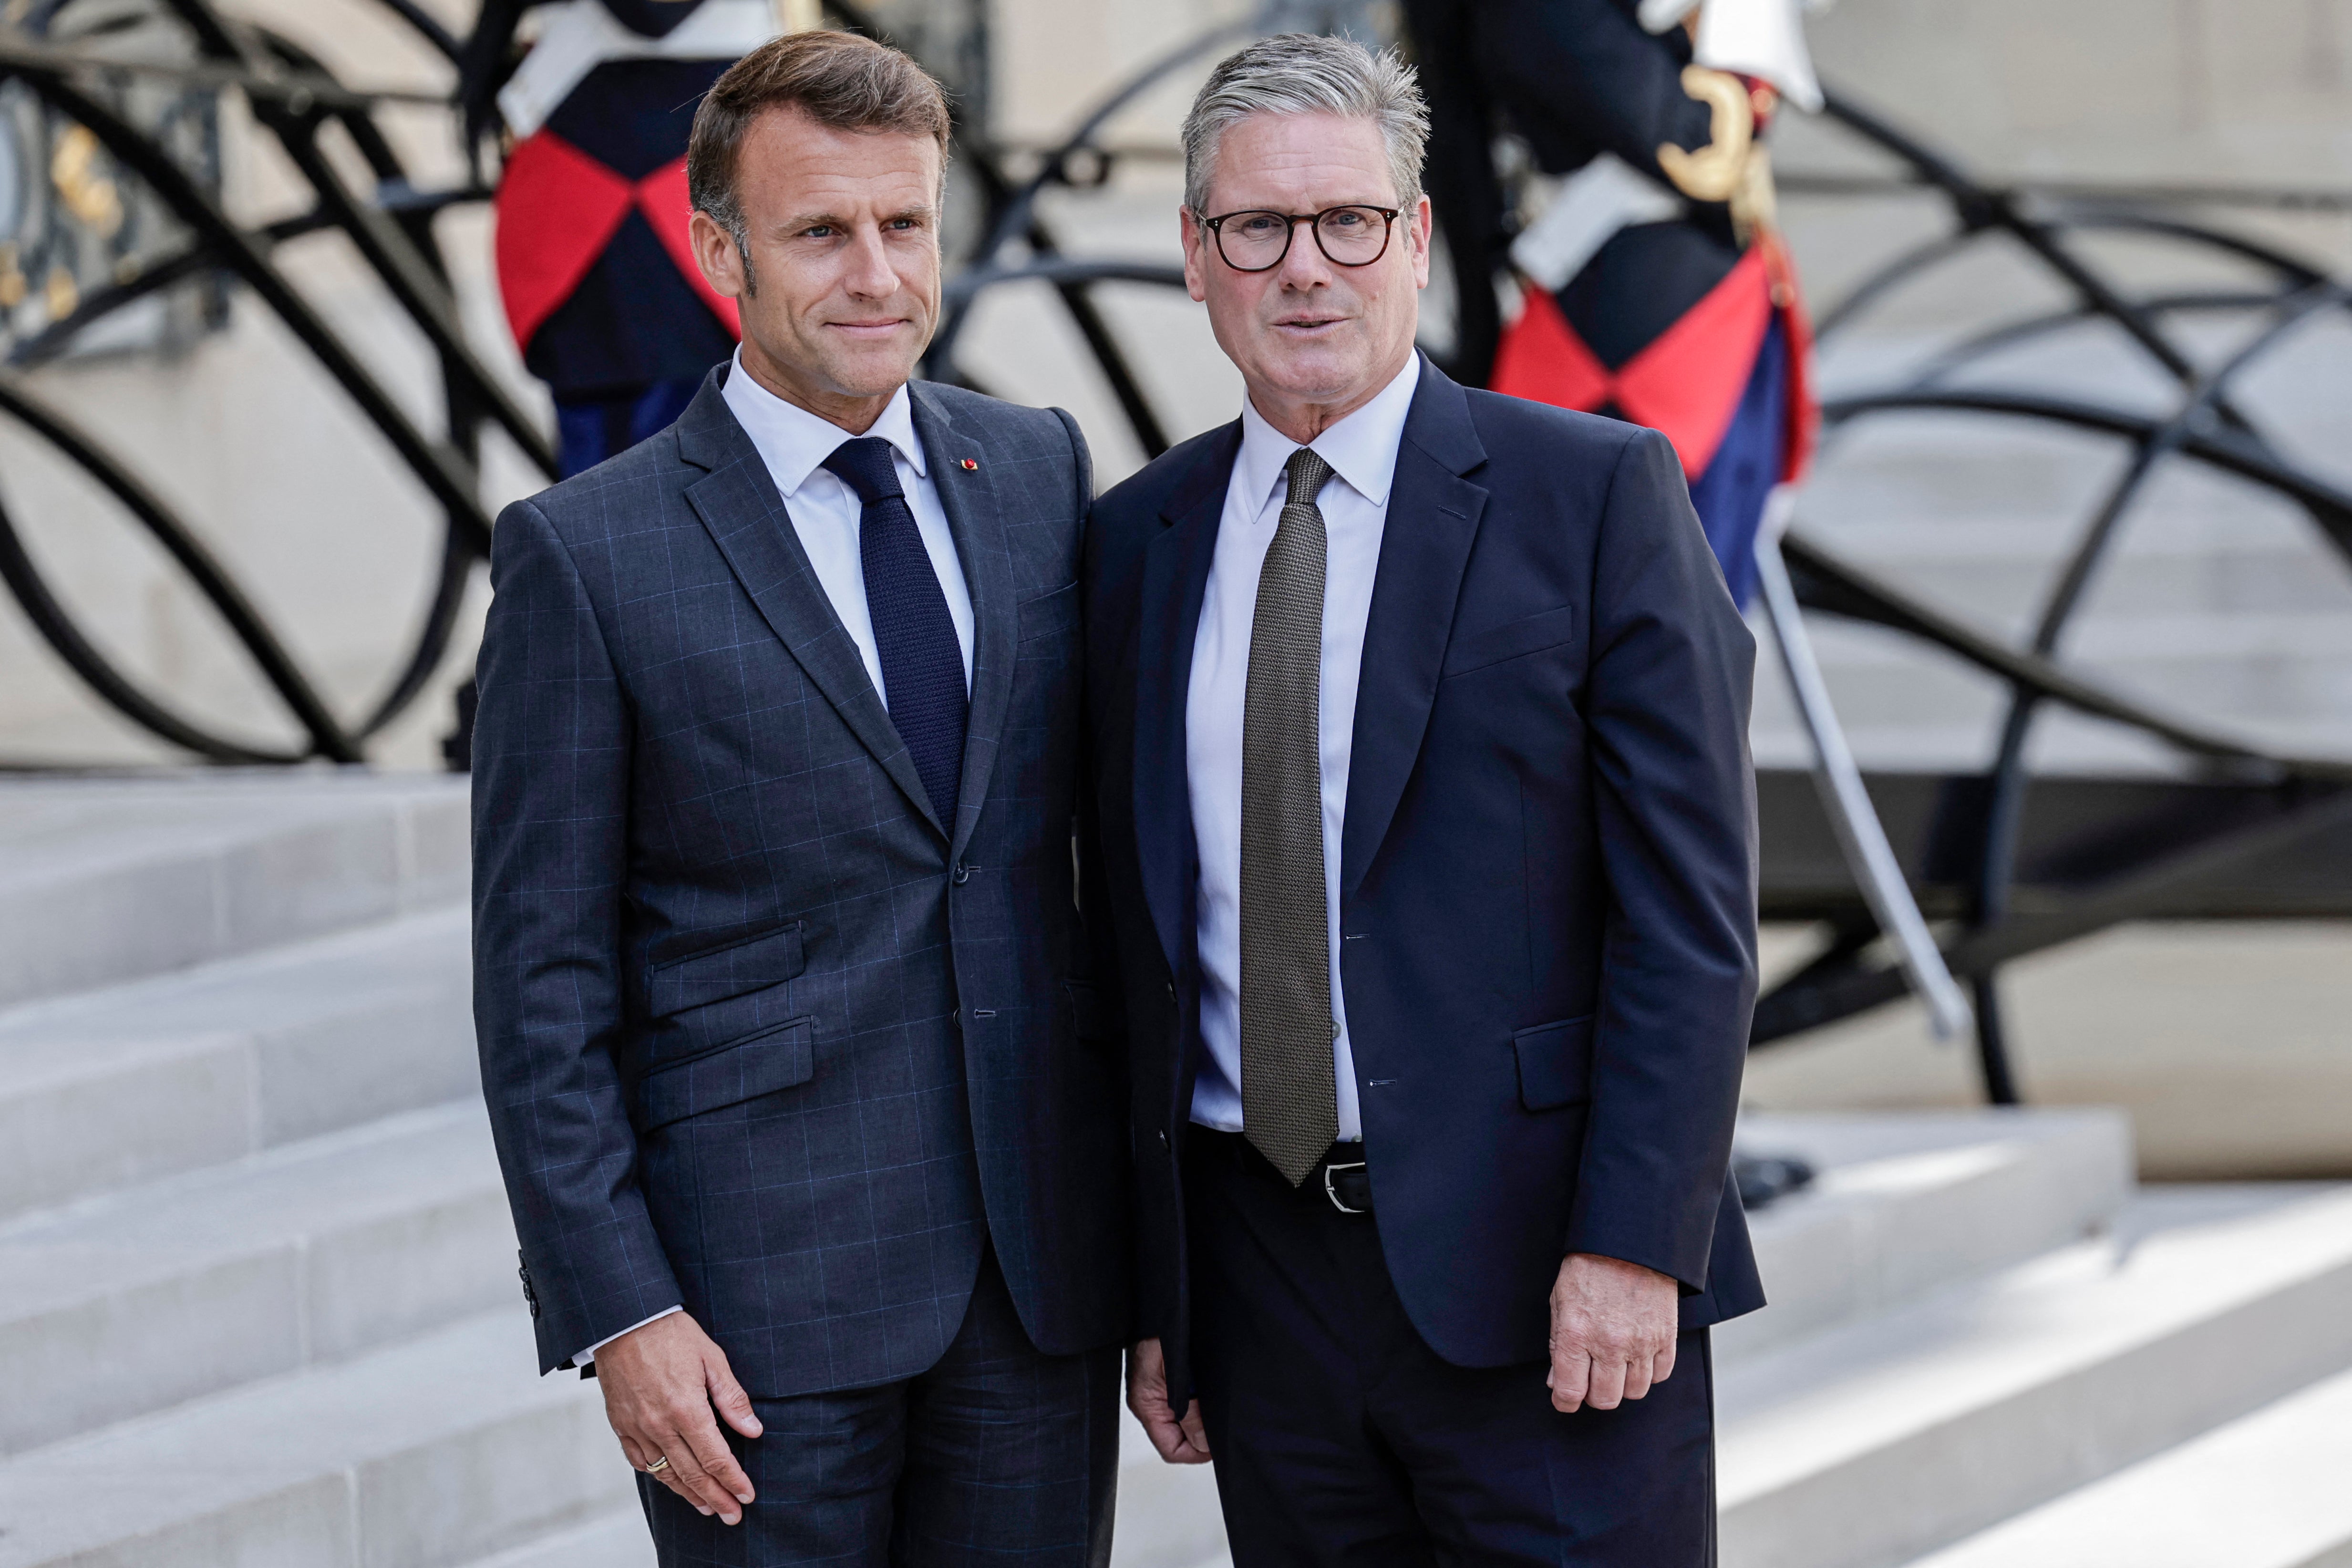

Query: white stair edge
1727;1108;2132;1362
0;904;475;1220
0;1309;630;1568
1904;1363;2352;1568
0;1100;514;1454
0;774;468;1011
1717;1184;2352;1568
454;1504;654;1568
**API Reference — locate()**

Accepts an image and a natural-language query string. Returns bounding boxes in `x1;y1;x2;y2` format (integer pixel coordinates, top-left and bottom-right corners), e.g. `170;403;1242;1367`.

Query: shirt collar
1234;351;1422;517
719;348;928;498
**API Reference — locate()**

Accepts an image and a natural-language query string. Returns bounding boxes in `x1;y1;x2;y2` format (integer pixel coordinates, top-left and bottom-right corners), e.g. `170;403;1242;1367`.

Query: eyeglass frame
1195;204;1404;273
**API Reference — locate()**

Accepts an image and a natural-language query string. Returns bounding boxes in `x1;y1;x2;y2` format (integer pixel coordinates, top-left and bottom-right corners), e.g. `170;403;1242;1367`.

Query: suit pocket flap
639;1016;814;1131
1442;605;1577;678
1514;1015;1595;1111
649;923;805;1018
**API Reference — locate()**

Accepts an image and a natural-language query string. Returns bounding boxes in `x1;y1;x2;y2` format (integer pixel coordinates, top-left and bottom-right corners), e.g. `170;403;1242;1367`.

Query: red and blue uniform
465;1;752;476
1406;0;1817;606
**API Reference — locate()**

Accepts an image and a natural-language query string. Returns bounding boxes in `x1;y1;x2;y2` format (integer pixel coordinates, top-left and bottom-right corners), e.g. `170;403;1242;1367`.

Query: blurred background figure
464;0;801;477
1408;0;1820;613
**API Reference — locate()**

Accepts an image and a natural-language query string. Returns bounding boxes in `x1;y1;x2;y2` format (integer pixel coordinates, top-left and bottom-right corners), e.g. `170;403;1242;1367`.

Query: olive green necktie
1239;446;1340;1186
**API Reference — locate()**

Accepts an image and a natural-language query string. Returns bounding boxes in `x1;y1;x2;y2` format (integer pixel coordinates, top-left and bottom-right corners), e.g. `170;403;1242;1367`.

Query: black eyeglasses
1198;205;1402;272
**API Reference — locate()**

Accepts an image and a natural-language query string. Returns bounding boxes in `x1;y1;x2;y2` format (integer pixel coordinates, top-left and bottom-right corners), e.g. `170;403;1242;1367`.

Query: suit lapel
1135;423;1240;980
1340;363;1489;908
676;375;945;838
909;383;1018;866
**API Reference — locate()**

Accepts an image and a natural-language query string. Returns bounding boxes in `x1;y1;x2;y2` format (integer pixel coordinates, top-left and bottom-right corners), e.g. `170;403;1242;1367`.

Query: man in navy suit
471;31;1124;1567
1084;34;1762;1564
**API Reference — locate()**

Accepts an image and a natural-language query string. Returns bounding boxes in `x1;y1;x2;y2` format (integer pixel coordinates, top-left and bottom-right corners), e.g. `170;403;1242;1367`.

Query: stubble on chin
1253;344;1372;406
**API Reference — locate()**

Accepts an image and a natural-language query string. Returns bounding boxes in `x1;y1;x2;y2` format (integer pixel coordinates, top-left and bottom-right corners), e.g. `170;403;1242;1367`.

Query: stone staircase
1;774;2348;1568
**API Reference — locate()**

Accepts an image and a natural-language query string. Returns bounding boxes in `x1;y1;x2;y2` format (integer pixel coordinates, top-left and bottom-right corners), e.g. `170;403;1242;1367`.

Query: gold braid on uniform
1657;65;1780;244
1656;65;1754;205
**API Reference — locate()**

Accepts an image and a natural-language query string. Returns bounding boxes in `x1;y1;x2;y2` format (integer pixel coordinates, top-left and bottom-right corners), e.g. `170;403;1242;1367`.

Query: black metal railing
1754;92;2352;1097
1;0;537;763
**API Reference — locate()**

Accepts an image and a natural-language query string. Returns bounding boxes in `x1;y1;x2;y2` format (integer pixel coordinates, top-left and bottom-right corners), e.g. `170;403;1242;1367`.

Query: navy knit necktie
823;436;965;828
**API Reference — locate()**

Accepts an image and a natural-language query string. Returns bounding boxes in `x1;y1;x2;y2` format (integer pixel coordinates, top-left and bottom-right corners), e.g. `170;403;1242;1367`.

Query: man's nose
1272;218;1334;291
844;226;899;297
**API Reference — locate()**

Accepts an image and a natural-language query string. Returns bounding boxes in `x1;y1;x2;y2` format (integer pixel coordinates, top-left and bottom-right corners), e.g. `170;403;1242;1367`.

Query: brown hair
686;30;952;277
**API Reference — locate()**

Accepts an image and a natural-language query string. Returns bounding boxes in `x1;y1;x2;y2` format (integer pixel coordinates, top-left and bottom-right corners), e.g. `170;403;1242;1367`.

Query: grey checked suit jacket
471;366;1130;1396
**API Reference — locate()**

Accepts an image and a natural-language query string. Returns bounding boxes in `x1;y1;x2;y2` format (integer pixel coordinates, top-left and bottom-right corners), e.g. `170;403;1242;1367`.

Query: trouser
1686;314;1788;612
1185;1126;1717;1568
640;1248;1121;1568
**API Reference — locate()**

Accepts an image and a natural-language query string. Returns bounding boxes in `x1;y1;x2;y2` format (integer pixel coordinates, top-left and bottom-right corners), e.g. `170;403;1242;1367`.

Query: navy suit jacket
472;367;1129;1395
1083;359;1763;1395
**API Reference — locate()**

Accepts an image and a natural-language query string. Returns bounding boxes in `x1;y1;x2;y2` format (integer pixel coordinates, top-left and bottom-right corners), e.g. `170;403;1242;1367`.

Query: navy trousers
1185;1129;1717;1568
640;1250;1120;1568
1685;316;1788;612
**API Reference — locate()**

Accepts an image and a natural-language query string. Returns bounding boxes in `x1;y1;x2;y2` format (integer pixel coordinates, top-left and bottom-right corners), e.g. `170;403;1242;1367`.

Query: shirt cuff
576;1305;682;1366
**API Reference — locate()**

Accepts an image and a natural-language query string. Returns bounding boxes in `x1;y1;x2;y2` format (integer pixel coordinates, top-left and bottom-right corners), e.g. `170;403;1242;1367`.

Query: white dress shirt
719;347;975;701
1186;353;1422;1142
578;354;973;1366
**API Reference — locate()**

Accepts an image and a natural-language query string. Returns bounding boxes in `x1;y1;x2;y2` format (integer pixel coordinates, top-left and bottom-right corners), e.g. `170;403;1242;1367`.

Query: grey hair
1180;34;1430;219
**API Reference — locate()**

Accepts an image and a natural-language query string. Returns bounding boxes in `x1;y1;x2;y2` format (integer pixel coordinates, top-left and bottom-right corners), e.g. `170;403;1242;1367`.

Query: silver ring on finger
645;1455;671;1475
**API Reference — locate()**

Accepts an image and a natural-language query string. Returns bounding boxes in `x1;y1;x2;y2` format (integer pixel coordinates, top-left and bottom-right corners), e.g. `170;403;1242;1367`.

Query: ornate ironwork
1751;93;2352;1097
1;0;539;763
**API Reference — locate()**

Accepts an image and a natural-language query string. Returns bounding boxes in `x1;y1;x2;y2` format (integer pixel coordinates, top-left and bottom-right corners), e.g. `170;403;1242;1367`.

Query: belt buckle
1322;1159;1369;1215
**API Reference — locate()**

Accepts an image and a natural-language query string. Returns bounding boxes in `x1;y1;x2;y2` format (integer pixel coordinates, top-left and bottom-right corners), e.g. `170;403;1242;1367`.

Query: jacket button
1165;980;1176;1000
1157;1129;1169;1148
952;864;972;885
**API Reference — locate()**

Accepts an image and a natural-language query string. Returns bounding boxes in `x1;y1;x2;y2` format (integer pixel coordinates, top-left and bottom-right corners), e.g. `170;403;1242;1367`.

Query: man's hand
597;1312;763;1523
1127;1338;1212;1464
1547;1253;1680;1413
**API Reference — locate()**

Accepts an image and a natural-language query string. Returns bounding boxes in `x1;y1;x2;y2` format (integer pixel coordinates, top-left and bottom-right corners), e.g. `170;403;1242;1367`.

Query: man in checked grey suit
470;31;1126;1567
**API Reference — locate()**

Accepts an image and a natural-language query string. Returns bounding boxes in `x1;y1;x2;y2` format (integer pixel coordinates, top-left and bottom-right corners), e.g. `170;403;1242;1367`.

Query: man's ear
1407;193;1434;291
690;209;746;301
1179;207;1209;304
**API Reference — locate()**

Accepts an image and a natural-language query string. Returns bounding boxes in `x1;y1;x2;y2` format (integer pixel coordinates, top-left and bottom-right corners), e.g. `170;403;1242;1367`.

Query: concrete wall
1800;0;2352;186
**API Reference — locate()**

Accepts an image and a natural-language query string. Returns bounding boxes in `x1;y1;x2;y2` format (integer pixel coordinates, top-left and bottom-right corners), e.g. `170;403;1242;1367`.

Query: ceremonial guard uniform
1406;0;1820;605
464;0;785;475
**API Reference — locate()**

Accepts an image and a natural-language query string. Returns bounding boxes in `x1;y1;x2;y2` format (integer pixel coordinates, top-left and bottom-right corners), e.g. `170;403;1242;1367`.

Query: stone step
1759;616;2352;730
456;1506;654;1568
1903;1362;2352;1568
1723;1108;2133;1363
0;903;475;1222
1717;1183;2352;1568
1790;527;2352;629
1746;623;2352;771
0;1099;513;1455
0;1308;628;1568
0;773;467;1011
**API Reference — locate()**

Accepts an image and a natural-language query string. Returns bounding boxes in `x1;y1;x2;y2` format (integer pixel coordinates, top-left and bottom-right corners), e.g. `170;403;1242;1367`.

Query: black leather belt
1186;1126;1375;1214
1320;1150;1373;1215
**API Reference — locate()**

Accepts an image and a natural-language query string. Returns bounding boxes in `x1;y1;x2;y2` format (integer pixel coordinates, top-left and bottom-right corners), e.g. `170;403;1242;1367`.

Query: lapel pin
960;458;979;471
